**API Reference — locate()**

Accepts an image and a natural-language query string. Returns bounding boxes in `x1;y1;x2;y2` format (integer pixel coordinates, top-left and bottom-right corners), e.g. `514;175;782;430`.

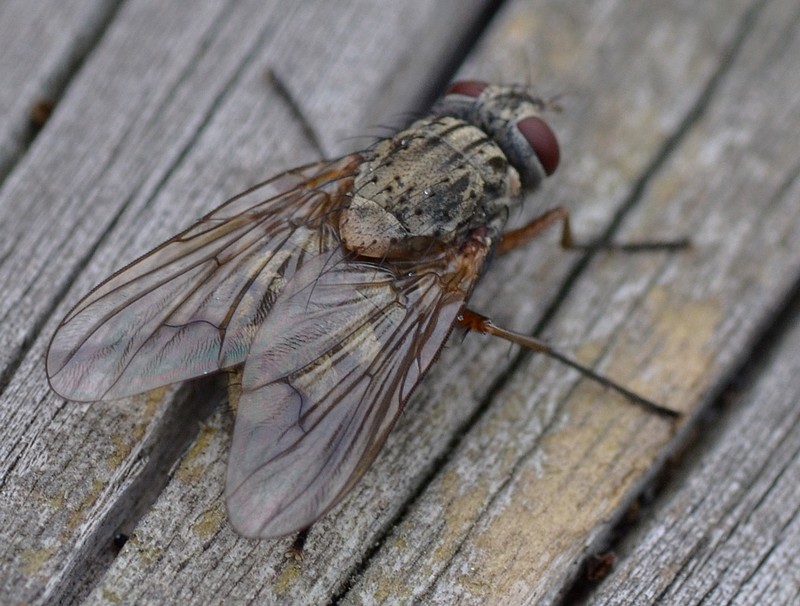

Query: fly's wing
225;239;491;538
47;156;363;401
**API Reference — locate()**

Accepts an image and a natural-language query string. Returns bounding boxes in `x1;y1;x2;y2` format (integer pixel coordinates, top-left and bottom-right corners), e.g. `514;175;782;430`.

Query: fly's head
432;81;560;192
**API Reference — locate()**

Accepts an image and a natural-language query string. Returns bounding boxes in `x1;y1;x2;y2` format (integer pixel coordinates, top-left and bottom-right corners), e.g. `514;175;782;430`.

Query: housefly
47;81;679;541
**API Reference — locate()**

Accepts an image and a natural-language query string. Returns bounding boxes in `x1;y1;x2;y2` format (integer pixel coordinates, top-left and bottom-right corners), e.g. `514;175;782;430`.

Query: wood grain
586;295;800;603
1;0;798;603
344;0;800;603
0;0;119;180
0;0;489;603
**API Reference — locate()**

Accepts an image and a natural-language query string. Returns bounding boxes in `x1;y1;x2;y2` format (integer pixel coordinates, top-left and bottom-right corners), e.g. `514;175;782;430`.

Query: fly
47;81;681;542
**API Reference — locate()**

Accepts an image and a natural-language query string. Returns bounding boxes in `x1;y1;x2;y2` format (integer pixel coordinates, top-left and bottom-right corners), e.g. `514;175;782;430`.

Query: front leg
496;207;689;255
496;207;573;255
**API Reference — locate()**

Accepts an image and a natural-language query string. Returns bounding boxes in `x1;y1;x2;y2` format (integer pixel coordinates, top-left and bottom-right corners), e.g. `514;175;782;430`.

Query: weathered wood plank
581;0;800;601
0;0;119;180
0;0;493;604
3;0;797;604
82;0;800;603
344;0;800;603
585;295;800;603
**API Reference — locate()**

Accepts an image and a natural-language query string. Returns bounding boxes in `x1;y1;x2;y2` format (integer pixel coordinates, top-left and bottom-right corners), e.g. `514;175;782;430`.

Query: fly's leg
496;207;575;254
486;208;688;416
457;309;679;418
286;527;310;561
496;206;689;255
265;68;326;159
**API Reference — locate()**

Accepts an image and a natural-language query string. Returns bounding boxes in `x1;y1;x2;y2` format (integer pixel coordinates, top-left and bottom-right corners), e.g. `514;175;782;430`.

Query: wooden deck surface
1;0;799;604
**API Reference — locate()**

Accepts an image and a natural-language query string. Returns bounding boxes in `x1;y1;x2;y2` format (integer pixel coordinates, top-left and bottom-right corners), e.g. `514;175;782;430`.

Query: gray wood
1;0;797;604
0;0;118;180
0;0;488;604
344;0;800;603
584;297;800;604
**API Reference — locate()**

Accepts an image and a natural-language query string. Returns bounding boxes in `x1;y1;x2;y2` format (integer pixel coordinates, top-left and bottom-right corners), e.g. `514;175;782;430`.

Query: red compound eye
445;80;489;98
517;116;560;176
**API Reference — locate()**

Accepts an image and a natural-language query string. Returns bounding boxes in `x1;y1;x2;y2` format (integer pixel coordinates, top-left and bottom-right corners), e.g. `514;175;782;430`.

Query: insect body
47;81;567;539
